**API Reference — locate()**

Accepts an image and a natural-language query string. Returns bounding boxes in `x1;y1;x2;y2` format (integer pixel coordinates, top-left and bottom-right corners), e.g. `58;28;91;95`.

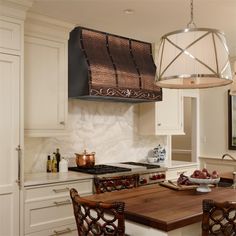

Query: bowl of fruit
188;168;220;192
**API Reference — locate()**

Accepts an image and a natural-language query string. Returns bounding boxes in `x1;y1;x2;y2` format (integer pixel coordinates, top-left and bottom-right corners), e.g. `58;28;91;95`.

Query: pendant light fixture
155;0;232;89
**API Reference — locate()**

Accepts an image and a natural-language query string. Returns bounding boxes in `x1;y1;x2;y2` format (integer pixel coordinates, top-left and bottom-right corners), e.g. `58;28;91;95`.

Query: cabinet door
24;36;67;136
155;89;184;135
0;53;20;236
139;89;184;135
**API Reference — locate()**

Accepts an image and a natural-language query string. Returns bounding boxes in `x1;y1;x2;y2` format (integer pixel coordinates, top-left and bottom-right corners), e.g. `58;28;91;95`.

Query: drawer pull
52;187;69;193
53;199;71;206
50;227;72;236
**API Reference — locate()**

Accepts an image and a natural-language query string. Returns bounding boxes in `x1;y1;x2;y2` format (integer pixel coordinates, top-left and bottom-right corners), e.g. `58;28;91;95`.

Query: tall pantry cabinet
0;1;32;236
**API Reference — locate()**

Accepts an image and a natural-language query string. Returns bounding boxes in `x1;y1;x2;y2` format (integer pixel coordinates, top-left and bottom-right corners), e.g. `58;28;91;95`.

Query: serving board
159;181;199;190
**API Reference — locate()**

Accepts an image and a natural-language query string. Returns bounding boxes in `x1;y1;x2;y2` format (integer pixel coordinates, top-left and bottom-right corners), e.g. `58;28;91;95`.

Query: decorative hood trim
68;27;162;103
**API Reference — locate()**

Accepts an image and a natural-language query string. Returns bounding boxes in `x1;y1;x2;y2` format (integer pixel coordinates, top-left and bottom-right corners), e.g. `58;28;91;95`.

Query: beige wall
199;85;236;158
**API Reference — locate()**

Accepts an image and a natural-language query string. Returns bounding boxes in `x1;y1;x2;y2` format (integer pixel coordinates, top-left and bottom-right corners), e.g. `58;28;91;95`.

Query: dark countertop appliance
69;164;131;175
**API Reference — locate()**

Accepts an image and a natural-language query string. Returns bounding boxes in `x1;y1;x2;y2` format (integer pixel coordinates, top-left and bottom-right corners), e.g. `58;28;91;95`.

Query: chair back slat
70;188;125;236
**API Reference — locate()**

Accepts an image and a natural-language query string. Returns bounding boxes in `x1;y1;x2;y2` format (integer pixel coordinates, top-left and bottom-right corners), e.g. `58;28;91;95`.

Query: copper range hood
68;27;162;103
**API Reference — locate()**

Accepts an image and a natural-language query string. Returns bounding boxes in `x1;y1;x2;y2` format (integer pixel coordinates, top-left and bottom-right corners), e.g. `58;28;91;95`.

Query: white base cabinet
166;162;198;180
25;224;77;236
139;89;184;135
24;179;93;236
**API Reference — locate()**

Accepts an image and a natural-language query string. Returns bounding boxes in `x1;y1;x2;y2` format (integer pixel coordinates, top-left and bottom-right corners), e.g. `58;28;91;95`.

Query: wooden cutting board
159;181;199;190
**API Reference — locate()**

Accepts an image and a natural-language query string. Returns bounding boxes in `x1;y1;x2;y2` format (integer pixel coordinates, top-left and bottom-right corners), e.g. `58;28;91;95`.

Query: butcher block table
85;184;236;236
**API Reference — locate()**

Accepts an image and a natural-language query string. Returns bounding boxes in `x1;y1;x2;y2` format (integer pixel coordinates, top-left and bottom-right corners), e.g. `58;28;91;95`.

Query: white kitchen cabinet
166;163;198;180
0;53;20;236
0;4;32;236
24;179;93;235
25;224;77;236
24;14;73;137
139;88;184;135
0;18;21;54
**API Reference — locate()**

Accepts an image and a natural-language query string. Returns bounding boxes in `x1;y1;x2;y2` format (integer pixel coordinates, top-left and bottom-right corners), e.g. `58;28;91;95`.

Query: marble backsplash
24;99;166;173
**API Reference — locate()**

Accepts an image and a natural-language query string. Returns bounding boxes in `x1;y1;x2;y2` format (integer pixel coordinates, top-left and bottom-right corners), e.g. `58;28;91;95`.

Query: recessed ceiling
31;0;236;57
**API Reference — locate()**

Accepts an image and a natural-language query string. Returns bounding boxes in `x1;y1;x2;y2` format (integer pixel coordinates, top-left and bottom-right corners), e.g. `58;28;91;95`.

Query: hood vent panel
68;27;162;103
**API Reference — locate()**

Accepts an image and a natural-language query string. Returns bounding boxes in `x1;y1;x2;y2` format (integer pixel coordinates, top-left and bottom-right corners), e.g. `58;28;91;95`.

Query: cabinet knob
59;121;65;125
157;123;161;126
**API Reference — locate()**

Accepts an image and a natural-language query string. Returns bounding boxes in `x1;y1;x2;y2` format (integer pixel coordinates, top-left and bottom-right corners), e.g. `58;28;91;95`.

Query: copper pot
75;150;95;168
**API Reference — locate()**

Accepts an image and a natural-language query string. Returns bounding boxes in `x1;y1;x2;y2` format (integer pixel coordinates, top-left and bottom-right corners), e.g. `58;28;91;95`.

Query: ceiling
30;0;236;57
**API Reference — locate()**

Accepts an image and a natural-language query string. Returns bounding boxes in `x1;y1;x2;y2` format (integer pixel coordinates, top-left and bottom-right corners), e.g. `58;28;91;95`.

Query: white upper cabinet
0;18;21;54
139;88;184;135
24;13;73;137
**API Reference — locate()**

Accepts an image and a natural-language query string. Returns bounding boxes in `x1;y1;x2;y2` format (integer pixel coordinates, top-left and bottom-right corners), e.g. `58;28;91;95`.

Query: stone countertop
24;171;94;187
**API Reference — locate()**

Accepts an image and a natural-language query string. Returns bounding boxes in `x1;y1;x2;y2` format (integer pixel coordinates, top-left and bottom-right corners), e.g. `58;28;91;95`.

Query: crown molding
0;0;33;20
25;12;75;41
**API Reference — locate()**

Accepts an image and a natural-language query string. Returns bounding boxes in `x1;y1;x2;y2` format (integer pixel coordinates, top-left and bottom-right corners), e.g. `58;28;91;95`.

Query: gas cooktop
121;162;160;169
68;165;131;175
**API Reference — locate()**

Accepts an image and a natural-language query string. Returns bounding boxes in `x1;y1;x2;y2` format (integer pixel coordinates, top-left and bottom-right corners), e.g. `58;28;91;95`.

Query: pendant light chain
187;0;196;28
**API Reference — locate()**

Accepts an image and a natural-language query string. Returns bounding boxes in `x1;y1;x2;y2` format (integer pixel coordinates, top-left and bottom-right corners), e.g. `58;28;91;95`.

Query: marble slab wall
24;99;166;173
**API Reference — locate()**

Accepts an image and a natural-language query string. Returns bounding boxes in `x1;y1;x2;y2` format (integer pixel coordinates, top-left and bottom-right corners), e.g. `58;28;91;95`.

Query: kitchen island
85;184;236;236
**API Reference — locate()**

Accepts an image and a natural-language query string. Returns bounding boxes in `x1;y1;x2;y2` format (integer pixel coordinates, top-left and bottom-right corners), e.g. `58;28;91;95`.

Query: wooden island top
85;184;236;232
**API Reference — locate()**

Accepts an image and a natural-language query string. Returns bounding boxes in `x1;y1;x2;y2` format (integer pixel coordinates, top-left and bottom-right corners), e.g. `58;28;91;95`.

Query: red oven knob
149;175;156;180
140;178;147;184
161;173;165;179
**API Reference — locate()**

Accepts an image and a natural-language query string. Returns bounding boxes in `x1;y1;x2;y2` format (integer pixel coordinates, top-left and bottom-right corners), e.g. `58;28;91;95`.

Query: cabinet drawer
0;19;21;52
166;166;197;180
25;196;75;234
25;223;77;236
25;179;93;201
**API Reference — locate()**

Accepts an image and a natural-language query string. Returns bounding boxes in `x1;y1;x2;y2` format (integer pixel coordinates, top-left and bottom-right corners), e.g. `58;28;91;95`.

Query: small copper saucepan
75;150;95;168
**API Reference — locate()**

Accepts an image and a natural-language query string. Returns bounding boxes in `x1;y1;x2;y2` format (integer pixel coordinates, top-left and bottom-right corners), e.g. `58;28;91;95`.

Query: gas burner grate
121;162;160;169
68;165;131;175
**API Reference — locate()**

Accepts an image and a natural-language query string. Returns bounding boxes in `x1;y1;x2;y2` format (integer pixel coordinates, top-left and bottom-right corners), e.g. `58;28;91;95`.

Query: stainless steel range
69;162;167;186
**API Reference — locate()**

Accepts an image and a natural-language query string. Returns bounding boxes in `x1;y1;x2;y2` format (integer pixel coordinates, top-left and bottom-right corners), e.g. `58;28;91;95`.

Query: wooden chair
70;188;125;236
202;199;236;236
94;174;139;194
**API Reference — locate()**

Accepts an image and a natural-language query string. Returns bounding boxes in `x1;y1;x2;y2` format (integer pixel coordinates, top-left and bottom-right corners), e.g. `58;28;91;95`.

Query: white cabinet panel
25;223;77;236
0;19;21;53
24;36;67;136
139;89;184;135
25;196;74;234
24;180;92;235
25;179;93;201
0;53;20;236
166;164;198;180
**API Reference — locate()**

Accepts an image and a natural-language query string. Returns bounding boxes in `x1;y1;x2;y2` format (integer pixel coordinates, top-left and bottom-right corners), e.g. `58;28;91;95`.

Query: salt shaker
59;157;68;173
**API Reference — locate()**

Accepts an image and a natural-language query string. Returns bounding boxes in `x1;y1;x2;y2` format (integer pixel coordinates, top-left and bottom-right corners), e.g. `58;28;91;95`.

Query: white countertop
24;171;93;187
